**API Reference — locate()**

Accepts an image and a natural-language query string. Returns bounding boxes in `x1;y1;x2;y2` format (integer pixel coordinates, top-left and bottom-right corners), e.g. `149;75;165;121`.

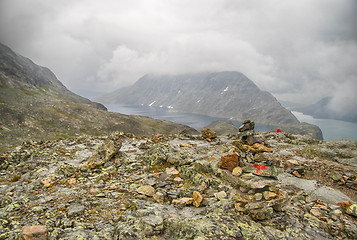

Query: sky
0;0;356;112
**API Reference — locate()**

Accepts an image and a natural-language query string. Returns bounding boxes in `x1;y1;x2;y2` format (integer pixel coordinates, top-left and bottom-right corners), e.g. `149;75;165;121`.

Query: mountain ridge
0;43;197;152
96;72;299;125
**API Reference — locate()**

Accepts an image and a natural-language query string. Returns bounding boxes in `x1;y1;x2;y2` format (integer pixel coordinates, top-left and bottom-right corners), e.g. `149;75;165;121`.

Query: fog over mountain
1;0;356;119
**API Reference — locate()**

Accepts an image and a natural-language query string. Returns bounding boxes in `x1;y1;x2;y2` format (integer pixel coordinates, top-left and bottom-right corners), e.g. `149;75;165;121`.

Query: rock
263;191;277;200
214;191;227;200
218;153;239;171
67;204;85;218
20;225;48;240
137;185;155;197
232;166;243;176
193;191;203;207
86;136;122;169
254;193;263;201
201;128;217;141
346;204;357;217
249;207;274;221
285;159;301;167
56;162;76;177
166;166;179;176
337;201;352;209
153;192;165;203
172;197;194;206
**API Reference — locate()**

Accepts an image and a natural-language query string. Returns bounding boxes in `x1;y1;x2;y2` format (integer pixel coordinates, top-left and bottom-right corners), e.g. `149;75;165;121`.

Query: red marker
253;164;266;174
276;128;281;133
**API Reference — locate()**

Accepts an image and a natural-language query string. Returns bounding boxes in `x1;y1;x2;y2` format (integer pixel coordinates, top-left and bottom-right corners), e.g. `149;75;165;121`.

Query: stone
153;192;165;203
137;185;155;197
172;197;194;206
232;166;243;176
337;201;352;209
214;191;227;200
193;191;203;207
40;178;53;188
20;225;48;240
218;153;239;171
86;136;122;169
346;204;357;217
285;159;301;167
67;204;85;218
254;193;263;201
310;208;322;218
263;191;277;200
201;128;217;141
174;177;183;182
249;207;274;221
166;166;179;176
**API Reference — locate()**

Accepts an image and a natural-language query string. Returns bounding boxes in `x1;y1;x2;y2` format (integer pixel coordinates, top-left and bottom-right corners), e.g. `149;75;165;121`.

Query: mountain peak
97;71;299;125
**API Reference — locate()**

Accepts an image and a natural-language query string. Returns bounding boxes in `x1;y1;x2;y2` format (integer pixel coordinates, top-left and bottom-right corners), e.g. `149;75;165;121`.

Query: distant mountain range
0;43;196;152
96;72;299;125
294;97;357;123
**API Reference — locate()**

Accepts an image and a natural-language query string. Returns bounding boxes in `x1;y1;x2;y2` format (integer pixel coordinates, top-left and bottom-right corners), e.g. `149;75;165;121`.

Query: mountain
295;96;357;123
96;72;299;125
0;43;197;152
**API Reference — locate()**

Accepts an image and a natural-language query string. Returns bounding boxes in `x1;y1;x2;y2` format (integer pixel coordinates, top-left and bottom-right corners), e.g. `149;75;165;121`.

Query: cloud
0;0;356;115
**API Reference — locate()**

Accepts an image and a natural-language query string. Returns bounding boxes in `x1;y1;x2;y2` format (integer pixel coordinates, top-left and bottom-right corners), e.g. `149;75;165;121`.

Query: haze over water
104;104;357;141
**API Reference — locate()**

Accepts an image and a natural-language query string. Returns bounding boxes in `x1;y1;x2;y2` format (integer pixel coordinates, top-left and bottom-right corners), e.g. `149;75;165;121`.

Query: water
105;104;357;141
105;104;275;133
291;111;357;141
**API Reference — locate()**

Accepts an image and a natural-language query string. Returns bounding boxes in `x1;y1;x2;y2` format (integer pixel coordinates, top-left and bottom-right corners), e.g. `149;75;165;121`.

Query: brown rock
337;200;352;209
20;225;48;240
193;191;203;207
292;170;302;178
218;153;239;171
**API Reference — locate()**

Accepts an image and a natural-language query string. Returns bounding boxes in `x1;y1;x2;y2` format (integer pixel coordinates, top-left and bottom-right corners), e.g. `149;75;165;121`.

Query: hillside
1;131;356;239
96;72;299;125
0;43;197;152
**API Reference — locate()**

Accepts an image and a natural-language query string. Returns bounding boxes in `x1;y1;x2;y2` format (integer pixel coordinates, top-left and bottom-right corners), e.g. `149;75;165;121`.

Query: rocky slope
1;130;356;239
0;43;196;152
96;72;299;125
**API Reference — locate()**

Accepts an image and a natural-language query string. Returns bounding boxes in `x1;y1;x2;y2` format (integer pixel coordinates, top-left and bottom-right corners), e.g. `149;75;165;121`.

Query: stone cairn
217;120;285;220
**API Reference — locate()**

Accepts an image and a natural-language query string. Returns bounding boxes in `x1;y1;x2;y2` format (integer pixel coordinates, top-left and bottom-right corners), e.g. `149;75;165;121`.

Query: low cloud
0;0;356;116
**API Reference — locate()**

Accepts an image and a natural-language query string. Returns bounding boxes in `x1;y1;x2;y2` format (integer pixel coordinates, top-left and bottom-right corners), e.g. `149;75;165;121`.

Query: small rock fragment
214;191;227;200
172;197;194;206
137;185;155;197
20;225;48;240
263;191;277;200
232;166;243;176
193;191;203;207
346;204;357;217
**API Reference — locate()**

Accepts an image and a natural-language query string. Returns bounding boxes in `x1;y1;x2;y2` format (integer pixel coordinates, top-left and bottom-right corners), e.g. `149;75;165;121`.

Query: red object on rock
276;128;281;133
253;164;266;174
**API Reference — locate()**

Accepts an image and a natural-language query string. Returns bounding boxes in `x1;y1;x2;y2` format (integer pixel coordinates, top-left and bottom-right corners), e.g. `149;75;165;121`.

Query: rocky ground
0;131;356;239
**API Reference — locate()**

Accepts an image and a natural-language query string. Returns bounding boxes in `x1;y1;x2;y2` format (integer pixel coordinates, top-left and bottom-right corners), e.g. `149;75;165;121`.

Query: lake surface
105;104;357;141
292;111;357;141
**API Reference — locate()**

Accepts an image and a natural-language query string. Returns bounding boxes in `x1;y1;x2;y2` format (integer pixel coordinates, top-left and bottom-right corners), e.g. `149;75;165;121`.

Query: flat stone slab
278;173;354;204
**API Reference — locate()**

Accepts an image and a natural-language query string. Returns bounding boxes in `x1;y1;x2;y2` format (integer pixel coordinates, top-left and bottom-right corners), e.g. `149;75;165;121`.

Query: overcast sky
0;0;356;111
